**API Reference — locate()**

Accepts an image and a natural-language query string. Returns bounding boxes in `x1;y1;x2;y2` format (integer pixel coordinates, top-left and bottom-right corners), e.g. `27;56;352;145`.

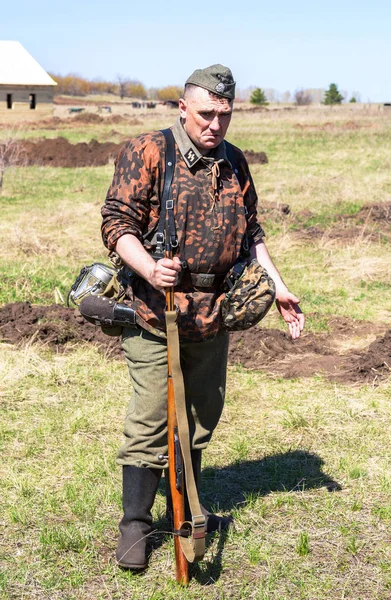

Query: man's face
179;86;233;151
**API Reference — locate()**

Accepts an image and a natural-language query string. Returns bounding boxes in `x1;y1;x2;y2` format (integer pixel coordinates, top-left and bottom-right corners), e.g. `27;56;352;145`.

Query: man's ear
179;98;187;120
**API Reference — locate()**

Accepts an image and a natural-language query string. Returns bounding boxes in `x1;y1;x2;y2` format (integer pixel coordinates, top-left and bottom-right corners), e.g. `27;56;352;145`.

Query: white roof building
0;41;57;86
0;41;57;113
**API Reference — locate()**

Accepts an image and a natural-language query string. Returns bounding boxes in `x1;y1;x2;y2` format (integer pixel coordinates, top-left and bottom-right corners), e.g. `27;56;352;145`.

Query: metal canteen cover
69;263;117;305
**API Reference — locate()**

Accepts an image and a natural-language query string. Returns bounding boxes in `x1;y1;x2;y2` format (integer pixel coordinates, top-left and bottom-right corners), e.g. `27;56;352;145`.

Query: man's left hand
275;289;305;340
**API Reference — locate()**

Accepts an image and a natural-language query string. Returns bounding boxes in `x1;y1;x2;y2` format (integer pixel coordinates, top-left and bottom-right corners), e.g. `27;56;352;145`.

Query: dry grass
1;105;391;599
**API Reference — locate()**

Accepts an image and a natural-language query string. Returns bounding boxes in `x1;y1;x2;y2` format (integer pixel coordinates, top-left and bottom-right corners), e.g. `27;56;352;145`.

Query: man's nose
209;116;221;132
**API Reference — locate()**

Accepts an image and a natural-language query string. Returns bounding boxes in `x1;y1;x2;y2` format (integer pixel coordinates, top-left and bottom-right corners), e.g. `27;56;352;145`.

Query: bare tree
351;90;361;103
117;75;132;100
0;129;24;192
264;88;277;103
117;75;146;100
294;89;313;106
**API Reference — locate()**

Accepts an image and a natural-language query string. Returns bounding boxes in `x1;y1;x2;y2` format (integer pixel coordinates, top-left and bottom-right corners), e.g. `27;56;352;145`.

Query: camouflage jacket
101;119;265;342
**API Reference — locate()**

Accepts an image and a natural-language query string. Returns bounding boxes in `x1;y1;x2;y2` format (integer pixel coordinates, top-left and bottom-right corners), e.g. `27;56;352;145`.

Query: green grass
1;107;391;598
2;343;391;598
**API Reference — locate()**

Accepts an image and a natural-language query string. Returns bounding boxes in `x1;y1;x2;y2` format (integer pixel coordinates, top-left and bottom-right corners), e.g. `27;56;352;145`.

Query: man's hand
148;256;182;290
115;234;182;291
275;288;305;340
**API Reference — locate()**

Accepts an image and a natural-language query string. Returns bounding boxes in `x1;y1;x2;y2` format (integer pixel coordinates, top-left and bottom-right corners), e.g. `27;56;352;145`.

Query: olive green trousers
117;327;229;469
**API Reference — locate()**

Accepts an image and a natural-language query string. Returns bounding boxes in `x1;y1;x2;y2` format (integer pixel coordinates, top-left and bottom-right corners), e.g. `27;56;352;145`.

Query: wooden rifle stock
166;256;189;585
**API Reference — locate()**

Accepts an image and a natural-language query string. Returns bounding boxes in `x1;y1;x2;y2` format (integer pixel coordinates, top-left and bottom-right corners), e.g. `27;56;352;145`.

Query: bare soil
291;203;391;242
295;121;378;131
0;302;121;356
1;302;390;384
13;138;121;168
1;137;269;168
228;317;391;384
356;203;391;223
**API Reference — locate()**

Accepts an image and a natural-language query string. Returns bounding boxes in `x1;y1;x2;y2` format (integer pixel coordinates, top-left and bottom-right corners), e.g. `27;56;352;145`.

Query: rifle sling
165;310;206;563
154;128;177;256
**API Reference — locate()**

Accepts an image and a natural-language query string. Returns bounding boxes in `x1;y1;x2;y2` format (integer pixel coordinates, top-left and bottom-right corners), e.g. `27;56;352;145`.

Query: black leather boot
116;465;161;570
165;450;233;534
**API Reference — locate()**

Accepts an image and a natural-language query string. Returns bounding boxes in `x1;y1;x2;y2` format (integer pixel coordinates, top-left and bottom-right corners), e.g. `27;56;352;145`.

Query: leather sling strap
224;140;244;188
155;128;177;257
224;140;253;253
162;130;205;562
166;311;206;562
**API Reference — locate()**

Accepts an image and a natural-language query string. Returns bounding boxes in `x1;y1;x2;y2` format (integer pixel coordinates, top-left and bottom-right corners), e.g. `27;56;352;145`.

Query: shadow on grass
152;449;341;584
201;449;342;511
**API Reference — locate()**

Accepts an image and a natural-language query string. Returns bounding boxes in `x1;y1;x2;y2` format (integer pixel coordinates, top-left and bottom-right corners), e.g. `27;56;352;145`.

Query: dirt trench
1;302;390;384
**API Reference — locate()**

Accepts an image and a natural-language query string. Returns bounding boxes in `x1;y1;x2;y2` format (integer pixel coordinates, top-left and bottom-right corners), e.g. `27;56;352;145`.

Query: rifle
160;128;205;584
165;251;189;585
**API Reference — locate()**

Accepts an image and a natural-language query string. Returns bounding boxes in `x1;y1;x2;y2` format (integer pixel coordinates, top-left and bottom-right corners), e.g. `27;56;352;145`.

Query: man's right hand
148;256;182;290
115;234;182;291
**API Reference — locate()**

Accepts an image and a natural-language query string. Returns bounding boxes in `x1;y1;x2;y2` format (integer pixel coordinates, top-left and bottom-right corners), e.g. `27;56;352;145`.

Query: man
101;64;305;570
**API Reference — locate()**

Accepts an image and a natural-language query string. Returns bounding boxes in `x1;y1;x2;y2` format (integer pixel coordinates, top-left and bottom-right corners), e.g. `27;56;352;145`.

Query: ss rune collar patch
184;149;197;166
215;82;225;94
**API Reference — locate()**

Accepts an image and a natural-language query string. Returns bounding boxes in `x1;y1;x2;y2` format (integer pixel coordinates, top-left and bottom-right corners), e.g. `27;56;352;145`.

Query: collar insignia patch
184;149;197;165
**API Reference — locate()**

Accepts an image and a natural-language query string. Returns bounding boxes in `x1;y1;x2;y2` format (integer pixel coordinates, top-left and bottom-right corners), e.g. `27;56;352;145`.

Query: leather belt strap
166;310;205;563
189;272;225;288
190;273;217;288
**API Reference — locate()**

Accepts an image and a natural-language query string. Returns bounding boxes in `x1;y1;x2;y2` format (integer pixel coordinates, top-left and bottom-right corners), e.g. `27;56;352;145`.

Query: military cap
185;64;236;100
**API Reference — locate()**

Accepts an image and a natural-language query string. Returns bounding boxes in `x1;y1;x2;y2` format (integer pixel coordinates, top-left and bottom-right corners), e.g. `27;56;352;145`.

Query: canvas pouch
221;258;276;331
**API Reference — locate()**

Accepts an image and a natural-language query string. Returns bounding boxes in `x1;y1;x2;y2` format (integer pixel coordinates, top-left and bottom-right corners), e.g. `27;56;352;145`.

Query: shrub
323;83;344;105
294;89;313;106
250;88;269;106
156;86;183;101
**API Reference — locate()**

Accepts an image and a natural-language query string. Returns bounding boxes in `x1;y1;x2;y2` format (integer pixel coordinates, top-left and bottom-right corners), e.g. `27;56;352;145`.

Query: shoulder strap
224;140;245;189
154;128;177;257
225;140;254;254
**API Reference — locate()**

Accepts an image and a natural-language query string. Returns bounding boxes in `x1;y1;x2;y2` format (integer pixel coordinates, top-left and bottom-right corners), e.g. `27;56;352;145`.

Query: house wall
0;85;55;114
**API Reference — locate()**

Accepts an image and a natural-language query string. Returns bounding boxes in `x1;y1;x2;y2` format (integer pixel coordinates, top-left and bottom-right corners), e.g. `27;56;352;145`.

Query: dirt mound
295;121;375;131
235;106;269;112
69;113;130;125
229;322;391;383
22;114;138;131
2;137;267;169
355;331;391;379
14;138;121;167
228;328;333;370
1;303;390;384
53;97;98;106
106;115;133;125
72;112;104;124
258;201;290;218
243;150;268;165
0;302;122;356
356;203;391;223
292;225;390;244
289;203;391;243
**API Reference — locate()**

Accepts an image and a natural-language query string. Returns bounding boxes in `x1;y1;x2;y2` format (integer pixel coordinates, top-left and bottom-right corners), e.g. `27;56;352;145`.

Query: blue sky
2;0;390;101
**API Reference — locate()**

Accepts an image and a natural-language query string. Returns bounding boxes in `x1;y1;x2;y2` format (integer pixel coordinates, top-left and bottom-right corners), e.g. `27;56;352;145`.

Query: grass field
1;104;391;599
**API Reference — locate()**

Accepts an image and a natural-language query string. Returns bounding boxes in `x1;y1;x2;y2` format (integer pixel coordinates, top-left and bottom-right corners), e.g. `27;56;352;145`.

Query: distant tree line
49;73;184;101
249;83;360;106
50;74;361;105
